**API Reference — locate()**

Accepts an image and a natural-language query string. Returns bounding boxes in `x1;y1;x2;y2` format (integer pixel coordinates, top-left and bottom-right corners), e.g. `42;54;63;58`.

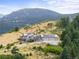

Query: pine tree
59;16;70;28
61;46;72;59
60;15;79;59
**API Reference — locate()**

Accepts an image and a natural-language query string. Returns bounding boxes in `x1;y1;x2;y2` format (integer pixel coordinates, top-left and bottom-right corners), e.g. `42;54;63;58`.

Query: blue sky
0;0;79;14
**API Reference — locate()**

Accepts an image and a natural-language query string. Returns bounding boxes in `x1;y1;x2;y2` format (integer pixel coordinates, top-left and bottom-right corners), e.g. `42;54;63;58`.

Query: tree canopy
60;15;79;59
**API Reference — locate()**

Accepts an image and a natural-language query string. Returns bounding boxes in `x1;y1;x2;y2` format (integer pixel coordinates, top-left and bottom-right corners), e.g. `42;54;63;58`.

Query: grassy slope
0;21;63;59
0;21;59;45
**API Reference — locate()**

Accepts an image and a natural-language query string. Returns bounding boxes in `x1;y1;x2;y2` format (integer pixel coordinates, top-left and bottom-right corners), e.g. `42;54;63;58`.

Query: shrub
40;29;45;32
29;52;32;56
26;53;32;56
0;55;13;59
13;53;25;59
0;44;3;49
24;24;31;29
42;45;63;55
33;46;36;49
26;53;29;56
9;27;19;33
6;43;15;50
11;46;19;54
13;27;19;32
47;23;53;28
6;44;12;49
36;46;42;51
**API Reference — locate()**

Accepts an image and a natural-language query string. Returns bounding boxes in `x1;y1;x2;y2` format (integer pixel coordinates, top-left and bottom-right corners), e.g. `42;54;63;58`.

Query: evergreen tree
58;16;70;28
61;46;72;59
60;15;79;59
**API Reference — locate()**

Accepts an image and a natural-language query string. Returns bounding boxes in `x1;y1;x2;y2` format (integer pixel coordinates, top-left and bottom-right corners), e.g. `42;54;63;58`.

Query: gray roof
43;34;58;38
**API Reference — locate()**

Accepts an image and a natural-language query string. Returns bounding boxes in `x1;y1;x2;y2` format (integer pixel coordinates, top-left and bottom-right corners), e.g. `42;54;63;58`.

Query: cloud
42;0;79;14
0;5;19;14
0;0;79;14
0;2;44;14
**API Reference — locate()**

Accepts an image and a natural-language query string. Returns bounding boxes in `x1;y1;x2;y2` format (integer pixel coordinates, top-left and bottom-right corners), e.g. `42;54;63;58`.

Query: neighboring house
42;34;59;41
41;34;60;45
19;33;60;45
19;33;43;42
33;35;43;41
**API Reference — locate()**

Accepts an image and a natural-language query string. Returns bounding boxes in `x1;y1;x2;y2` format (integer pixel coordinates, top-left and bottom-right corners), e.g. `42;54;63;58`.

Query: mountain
0;8;79;34
0;14;4;18
1;8;62;21
0;8;62;34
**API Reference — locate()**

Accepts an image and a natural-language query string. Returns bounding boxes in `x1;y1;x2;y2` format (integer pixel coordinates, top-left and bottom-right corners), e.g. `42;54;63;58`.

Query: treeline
60;15;79;59
0;53;25;59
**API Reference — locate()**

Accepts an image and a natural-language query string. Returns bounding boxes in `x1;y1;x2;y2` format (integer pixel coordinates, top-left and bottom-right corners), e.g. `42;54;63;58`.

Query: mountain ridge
0;8;79;34
0;14;4;18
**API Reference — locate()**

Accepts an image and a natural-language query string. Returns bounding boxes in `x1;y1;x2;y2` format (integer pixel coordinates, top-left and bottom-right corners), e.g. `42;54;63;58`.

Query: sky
0;0;79;14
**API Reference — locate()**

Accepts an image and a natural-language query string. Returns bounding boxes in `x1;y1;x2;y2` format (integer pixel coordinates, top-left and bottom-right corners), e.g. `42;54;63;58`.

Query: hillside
0;21;60;45
0;21;63;59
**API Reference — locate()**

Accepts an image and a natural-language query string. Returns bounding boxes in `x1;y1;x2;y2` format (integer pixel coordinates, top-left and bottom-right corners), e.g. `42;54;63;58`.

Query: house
19;33;32;41
42;34;59;41
19;33;43;42
41;34;60;45
19;33;60;45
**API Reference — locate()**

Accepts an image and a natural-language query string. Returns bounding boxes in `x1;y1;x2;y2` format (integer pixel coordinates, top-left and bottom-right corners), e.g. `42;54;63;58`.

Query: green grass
0;53;25;59
34;45;63;55
42;45;63;55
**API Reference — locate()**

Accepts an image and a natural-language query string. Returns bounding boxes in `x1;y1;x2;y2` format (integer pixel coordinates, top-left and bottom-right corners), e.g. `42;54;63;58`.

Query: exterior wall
19;33;59;43
42;37;58;41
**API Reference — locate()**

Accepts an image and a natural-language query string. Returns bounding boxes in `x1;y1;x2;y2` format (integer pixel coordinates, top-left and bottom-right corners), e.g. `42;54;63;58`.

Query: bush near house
42;45;63;55
34;45;63;55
